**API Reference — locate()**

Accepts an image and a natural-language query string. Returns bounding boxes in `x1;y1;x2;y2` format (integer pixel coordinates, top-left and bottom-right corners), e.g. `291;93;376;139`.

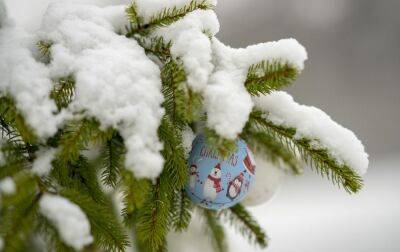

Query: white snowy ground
168;155;400;252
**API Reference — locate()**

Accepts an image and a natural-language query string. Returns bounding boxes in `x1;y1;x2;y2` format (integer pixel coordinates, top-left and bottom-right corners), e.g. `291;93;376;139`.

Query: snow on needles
0;23;64;139
135;0;217;23
39;194;93;250
1;1;366;178
0;177;16;195
32;148;57;176
153;10;219;92
254;91;369;175
152;8;307;139
39;3;165;178
204;38;307;139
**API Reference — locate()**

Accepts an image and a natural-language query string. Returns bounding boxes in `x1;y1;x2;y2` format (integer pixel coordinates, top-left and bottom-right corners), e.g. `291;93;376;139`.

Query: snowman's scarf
207;175;222;192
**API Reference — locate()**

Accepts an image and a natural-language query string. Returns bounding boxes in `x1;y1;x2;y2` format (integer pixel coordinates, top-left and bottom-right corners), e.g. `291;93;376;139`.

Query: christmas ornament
185;135;256;210
242;155;284;206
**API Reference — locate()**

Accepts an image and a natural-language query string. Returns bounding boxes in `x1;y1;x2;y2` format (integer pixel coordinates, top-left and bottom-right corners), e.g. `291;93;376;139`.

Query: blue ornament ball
185;134;256;210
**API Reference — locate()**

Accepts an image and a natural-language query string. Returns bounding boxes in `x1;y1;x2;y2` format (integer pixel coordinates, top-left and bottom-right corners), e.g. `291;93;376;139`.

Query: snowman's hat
236;172;244;182
214;163;221;170
190;164;197;169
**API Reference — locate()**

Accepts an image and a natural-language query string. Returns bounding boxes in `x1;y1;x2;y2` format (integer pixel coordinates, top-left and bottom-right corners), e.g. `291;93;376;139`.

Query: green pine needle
0;96;37;144
170;190;192;232
61;189;130;252
0;172;40;251
126;0;214;36
202;209;227;252
100;132;125;188
135;178;171;252
50;76;75;110
249;110;363;193
121;170;151;226
245;60;298;96
242;130;302;174
224;204;268;248
37;40;53;63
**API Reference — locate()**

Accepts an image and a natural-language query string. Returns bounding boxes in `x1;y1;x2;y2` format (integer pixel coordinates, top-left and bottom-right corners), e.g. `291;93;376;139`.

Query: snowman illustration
189;164;199;192
202;163;223;204
226;172;244;201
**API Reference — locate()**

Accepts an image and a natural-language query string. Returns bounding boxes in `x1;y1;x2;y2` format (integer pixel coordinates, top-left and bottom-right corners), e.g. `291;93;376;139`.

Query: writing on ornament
199;146;238;167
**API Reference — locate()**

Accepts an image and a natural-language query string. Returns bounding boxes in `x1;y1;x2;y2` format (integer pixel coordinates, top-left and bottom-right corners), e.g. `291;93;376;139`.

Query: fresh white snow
182;126;195;157
38;3;165;178
0;23;64;139
32;148;57;176
204;38;307;139
0;0;368;180
153;10;219;93
39;194;93;250
254;91;369;175
0;177;16;195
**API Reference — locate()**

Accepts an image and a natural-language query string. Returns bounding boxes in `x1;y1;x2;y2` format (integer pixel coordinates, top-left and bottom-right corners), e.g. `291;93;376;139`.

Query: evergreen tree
0;1;368;251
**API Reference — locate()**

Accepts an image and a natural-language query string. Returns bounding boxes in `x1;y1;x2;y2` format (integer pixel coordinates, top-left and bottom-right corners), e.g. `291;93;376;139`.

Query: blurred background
4;0;400;251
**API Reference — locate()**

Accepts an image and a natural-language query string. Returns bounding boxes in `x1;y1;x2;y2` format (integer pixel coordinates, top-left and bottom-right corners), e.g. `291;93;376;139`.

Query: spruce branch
0;96;37;144
245;60;298;96
126;0;214;36
61;189;129;252
57;119;106;165
50;76;75;110
121;170;151;226
37;216;75;252
51;155;107;204
136;36;172;62
162;60;190;128
202;209;227;252
249;110;363;193
0;140;30;179
135;178;171;252
37;40;53;63
224;204;268;248
242;130;302;174
0;172;40;251
170;190;192;232
100;132;125;188
158;117;188;190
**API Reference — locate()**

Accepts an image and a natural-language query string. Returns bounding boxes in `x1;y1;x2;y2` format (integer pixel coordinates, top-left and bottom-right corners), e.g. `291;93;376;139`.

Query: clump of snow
204;38;307;139
0;23;64;139
134;0;217;24
32;148;57;176
38;3;165;178
254;91;369;175
39;194;93;250
0;177;16;195
153;10;219;93
182;126;195;157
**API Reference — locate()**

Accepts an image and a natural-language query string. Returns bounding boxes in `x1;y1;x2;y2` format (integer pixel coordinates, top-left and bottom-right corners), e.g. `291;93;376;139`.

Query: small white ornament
242;155;284;206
